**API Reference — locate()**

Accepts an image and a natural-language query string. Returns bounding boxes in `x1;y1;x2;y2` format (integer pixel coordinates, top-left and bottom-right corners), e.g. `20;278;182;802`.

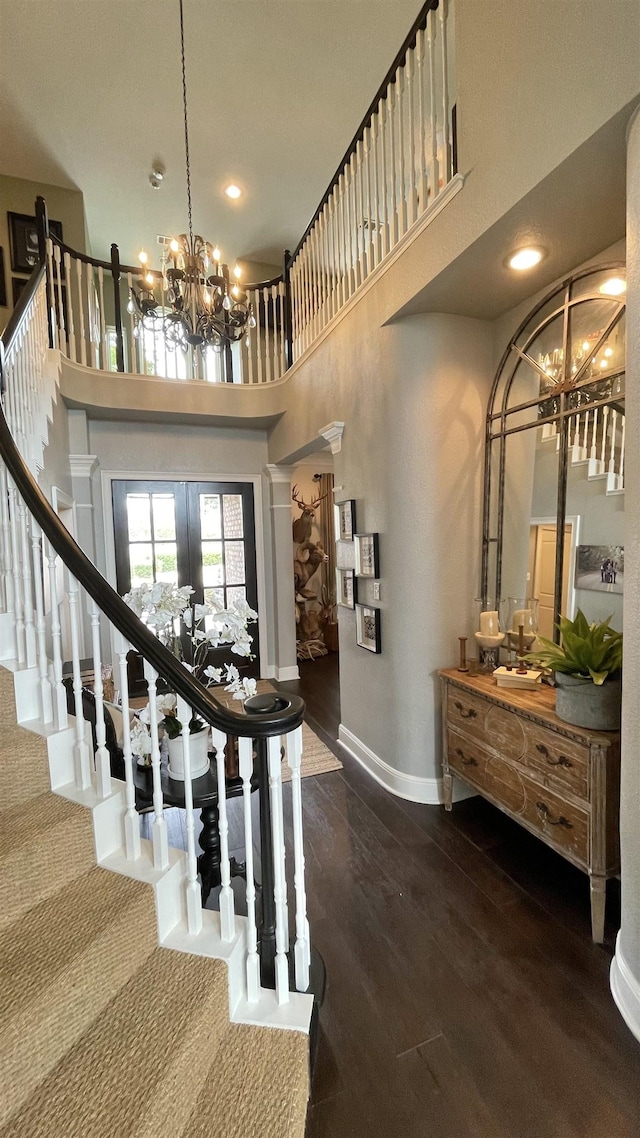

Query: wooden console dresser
439;668;621;942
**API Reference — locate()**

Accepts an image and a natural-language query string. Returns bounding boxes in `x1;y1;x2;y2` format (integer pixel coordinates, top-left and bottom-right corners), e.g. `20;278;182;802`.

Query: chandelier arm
178;0;193;247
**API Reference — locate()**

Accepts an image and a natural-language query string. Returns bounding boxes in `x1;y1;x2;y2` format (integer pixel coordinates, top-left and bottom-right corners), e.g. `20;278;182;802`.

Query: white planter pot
167;726;211;780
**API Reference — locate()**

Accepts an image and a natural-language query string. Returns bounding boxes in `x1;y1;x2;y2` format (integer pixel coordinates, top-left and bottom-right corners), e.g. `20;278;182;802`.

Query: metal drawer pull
535;742;572;768
536;801;573;828
455;747;478;767
454;701;477;720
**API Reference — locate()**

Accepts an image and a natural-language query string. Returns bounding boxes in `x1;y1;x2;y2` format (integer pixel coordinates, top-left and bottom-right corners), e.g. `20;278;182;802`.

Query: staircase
0;237;313;1134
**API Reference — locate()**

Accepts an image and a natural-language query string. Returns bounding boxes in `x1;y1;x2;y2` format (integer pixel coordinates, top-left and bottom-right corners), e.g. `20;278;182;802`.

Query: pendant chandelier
128;0;255;355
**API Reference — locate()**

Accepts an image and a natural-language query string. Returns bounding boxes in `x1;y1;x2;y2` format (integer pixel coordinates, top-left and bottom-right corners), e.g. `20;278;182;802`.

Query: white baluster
406;46;417;226
427;10;439;203
439;0;451;185
46;540;68;730
53;244;67;355
396;67;408;238
329;191;340;317
263;287;272;383
618;414;626;491
368;121;379;271
387;82;398;247
278;280;287;376
17;497;36;667
267;734;289;1004
355;139;366;283
126;272;137;374
378;102;389;259
31;522;53;724
87;265;99;369
286;726;310;992
255;284;263;382
7;479;25;664
114;631;141;861
310;224;321;338
143;661;169;870
212;726;235;941
608;409;618;474
97;266;107;369
599;404;610;471
176;695;203;935
581;410;590;457
337;173;348;307
0;462;14;622
46;239;57;350
89;599;111;797
239;736;260;1001
416;28;428;216
63;252;77;361
76;257;86;365
67;572;92;790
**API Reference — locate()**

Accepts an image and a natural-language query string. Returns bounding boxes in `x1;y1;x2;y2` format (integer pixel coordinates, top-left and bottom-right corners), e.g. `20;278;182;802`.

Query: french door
112;479;259;672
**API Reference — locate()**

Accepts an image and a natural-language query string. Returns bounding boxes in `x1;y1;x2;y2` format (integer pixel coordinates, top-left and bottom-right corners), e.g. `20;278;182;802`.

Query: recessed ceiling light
599;277;626;296
224;184;242;200
507;247;544;271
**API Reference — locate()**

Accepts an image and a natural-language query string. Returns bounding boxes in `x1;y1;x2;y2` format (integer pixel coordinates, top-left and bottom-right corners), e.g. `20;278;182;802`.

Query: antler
311;491;329;508
291;484;308;511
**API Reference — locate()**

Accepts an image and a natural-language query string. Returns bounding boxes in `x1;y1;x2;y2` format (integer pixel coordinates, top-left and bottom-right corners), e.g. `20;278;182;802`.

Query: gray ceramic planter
554;672;622;731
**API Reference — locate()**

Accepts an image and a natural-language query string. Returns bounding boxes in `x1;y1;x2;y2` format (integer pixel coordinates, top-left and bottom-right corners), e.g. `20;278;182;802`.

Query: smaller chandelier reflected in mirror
127;0;256;356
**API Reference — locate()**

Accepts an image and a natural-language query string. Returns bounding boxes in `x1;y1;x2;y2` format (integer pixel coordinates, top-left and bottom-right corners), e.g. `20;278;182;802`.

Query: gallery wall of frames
335;499;381;654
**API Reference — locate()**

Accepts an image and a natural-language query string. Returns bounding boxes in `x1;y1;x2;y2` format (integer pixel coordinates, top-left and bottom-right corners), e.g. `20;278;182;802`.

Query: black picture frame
8;212;63;274
336;567;356;609
12;276;28;306
0;248;6;307
354;532;380;578
334;499;356;541
355;603;381;653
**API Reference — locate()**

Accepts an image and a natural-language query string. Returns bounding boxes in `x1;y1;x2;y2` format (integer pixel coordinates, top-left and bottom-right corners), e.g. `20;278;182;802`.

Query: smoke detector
149;162;165;190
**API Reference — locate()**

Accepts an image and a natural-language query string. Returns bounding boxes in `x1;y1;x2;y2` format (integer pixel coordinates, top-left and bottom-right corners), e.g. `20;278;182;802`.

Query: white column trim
318;421;345;454
265;463;292;484
69;454;99;479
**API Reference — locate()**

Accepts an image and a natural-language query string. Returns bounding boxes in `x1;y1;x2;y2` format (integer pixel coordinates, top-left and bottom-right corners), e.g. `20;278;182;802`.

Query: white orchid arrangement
123;581;258;751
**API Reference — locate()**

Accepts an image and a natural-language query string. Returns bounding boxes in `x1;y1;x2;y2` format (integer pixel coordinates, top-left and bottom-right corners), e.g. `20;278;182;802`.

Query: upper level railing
0;264;310;1006
33;0;454;386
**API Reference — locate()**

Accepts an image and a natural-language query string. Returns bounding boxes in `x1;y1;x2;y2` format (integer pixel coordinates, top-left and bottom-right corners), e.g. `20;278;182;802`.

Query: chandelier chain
178;0;193;245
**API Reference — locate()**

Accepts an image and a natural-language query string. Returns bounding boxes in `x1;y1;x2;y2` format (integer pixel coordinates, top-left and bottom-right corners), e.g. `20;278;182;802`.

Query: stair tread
1;946;230;1138
0;867;159;1128
0;791;86;855
185;1021;309;1138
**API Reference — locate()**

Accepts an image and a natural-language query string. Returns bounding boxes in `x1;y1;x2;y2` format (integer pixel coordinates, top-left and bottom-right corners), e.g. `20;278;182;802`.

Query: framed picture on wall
12;276;28;306
0;248;6;307
336;567;355;609
356;603;381;653
575;545;624;594
8;212;63;274
334;499;356;541
354;532;379;578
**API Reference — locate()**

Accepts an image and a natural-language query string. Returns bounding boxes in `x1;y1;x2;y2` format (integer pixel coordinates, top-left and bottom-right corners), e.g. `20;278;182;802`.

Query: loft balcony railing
0;263;312;1010
34;0;455;386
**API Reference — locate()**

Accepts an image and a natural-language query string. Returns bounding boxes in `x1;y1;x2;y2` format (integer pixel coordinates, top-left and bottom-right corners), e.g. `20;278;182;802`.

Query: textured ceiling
0;0;421;267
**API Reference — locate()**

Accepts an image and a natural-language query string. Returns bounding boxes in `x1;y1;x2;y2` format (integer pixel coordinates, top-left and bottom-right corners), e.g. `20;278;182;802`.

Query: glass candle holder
501;597;539;661
473;599;505;672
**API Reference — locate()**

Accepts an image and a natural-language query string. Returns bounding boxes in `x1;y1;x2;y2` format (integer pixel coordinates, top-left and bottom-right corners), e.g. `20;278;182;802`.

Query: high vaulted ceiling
0;0;421;269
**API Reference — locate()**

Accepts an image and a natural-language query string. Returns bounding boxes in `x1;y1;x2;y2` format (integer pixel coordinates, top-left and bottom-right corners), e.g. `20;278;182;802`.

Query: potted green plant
526;610;622;730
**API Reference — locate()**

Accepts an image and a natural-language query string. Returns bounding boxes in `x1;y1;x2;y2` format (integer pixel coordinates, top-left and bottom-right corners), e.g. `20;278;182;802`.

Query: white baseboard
610;933;640;1043
274;664;300;682
338;723;476;805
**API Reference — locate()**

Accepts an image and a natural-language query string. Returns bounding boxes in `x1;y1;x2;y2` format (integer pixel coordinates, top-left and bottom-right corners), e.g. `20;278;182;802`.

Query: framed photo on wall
356;603;381;653
8;212;63;274
336;567;355;609
12;276;28;306
354;532;379;578
335;499;356;542
0;248;6;307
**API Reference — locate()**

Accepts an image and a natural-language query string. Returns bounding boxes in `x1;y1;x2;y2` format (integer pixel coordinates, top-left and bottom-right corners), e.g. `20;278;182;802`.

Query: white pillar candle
512;608;531;631
480;610;499;635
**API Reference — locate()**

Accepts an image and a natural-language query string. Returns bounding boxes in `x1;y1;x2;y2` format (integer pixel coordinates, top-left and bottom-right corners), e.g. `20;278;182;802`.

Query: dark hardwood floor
281;657;640;1138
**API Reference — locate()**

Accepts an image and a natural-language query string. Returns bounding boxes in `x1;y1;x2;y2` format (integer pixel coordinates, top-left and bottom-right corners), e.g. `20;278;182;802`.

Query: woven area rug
213;680;343;782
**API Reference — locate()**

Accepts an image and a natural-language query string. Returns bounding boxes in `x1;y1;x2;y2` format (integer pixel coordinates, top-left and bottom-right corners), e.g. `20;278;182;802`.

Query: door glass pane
200;495;222;540
129;543;153;584
204;586;225;609
154;542;178;583
224;541;245;585
223;494;244;538
127;495;151;541
202;541;224;585
227;585;247;609
152;494;176;540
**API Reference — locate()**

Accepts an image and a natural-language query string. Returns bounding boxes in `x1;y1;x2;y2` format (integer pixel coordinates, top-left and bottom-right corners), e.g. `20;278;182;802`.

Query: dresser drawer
522;721;589;801
447;730;589;865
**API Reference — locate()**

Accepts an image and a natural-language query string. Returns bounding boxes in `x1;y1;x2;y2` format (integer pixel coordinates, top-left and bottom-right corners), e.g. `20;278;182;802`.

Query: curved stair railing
32;0;455;388
0;262;311;1007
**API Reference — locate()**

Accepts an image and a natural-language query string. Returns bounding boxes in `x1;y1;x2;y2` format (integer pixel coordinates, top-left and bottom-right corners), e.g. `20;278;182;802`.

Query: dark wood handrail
0;263;45;368
288;0;439;265
0;321;304;738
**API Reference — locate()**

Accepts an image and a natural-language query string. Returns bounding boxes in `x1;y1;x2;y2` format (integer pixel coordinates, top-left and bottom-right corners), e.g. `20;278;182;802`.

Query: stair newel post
46;540;68;730
113;631;141;862
110;243;125;373
283;250;294;370
238;735;260;1001
17;495;36;668
30;521;53;725
286;725;311;992
254;735;277;989
67;571;92;790
212;725;236;942
88;598;111;798
35;197;54;350
176;695;203;935
268;734;290;1004
142;660;169;870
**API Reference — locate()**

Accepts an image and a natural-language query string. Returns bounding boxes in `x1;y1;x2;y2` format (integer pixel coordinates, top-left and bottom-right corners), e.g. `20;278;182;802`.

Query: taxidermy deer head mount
292;484;328;544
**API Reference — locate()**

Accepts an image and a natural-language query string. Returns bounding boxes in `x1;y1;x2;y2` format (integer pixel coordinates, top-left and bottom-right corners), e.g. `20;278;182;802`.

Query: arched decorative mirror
482;263;626;643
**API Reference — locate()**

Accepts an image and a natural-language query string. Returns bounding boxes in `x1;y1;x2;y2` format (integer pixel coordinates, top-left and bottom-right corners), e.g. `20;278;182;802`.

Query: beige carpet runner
0;666;309;1137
